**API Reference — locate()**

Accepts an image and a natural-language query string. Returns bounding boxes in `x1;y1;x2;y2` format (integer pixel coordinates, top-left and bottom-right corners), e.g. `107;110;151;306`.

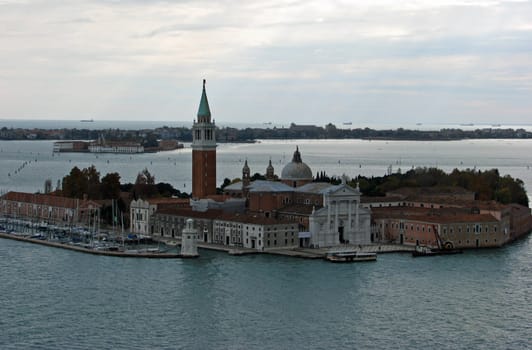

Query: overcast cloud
1;0;531;126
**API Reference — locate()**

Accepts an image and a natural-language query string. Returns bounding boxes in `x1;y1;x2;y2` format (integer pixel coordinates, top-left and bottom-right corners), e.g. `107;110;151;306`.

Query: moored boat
325;251;377;263
412;245;463;257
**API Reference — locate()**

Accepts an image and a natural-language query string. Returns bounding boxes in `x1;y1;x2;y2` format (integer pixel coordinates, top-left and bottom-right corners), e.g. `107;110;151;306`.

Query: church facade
308;178;371;248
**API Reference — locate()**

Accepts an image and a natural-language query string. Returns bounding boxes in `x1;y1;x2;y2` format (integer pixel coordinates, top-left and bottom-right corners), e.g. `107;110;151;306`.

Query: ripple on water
0;237;531;349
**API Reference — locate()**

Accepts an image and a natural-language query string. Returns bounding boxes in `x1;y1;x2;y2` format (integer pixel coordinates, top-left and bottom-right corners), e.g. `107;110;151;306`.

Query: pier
0;232;194;259
1;230;415;260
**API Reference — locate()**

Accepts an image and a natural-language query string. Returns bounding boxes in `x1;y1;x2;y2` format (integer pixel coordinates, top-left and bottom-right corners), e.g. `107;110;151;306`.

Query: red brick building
0;191;101;225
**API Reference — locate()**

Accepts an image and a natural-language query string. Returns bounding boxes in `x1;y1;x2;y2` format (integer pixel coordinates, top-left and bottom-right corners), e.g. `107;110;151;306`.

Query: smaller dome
281;146;313;180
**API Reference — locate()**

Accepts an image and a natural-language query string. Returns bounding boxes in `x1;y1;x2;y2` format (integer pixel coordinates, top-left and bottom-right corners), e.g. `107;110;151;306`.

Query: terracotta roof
371;207;498;224
361;195;405;203
154;207;224;219
215;212;297;226
276;204;322;215
147;197;190;205
154;207;297;226
1;191;101;209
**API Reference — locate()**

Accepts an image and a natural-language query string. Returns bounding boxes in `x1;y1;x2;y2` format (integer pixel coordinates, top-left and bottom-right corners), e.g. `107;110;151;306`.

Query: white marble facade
308;179;371;248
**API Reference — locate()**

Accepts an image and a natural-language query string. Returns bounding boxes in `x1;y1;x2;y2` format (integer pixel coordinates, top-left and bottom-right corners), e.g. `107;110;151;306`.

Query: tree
220;178;232;190
101;172;121;199
133;168;158;199
83;165;100;199
135;168;155;185
62;166;84;198
251;173;266;181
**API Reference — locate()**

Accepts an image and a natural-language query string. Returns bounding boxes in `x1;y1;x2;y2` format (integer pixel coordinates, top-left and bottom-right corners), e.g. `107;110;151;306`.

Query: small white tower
180;218;199;257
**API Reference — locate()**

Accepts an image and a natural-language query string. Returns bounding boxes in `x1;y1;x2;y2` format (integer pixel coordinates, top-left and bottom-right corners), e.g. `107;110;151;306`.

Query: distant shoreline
1;123;531;142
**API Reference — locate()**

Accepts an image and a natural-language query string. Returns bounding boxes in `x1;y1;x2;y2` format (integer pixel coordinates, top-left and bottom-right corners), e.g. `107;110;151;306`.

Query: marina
0;232;185;258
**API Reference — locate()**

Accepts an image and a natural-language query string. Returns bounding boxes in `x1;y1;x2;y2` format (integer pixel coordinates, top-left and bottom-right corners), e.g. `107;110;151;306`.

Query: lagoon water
1;138;532;203
1;138;532;349
0;235;530;349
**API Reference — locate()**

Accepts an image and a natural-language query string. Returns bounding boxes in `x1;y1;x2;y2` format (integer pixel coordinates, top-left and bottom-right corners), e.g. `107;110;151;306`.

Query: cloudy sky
1;0;531;126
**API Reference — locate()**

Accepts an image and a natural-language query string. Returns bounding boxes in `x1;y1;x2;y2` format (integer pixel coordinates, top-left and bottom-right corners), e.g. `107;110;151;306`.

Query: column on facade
327;197;331;235
348;200;352;232
334;200;339;244
355;200;359;233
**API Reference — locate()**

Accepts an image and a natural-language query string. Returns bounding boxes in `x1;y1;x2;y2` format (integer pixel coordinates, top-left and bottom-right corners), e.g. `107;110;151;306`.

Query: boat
343;122;353;125
80;119;94;122
412;225;462;257
165;240;178;247
325;251;377;263
412;245;463;257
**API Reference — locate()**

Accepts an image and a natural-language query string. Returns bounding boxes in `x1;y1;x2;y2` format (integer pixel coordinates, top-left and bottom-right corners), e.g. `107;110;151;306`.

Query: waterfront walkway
186;239;415;258
1;231;415;260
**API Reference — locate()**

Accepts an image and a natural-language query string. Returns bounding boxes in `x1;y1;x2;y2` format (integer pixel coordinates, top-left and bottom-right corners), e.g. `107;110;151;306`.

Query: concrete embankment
3;232;416;260
0;232;191;259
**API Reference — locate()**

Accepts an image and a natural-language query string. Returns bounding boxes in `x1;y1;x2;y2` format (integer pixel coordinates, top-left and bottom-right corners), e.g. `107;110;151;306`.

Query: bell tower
192;79;217;199
242;159;251;187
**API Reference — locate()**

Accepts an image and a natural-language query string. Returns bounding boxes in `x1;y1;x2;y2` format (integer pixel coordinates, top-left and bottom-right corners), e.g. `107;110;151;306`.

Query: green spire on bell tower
197;79;211;122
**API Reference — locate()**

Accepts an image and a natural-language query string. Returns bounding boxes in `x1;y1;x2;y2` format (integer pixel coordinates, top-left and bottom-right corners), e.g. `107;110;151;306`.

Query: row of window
381;221;498;235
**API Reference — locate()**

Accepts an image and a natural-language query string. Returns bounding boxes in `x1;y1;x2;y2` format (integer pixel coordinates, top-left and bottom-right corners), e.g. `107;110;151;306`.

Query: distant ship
80;119;94;123
460;123;474;126
343;122;353;125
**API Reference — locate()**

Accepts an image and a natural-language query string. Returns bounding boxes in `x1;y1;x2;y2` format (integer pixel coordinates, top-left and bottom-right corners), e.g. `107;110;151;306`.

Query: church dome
281;146;313;181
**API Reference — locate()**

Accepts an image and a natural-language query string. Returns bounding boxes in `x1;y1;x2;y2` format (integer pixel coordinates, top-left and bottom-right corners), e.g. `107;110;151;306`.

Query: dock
1;230;415;261
0;232;191;259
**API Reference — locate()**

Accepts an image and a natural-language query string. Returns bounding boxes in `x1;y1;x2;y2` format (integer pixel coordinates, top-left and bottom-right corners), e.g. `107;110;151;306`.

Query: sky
1;0;532;126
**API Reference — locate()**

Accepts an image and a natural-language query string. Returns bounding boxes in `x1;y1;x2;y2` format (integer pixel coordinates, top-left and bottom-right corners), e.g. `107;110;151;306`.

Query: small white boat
325;251;377;263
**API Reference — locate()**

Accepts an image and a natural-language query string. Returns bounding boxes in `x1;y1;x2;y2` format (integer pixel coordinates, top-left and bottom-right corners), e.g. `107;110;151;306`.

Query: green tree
101;172;121;199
